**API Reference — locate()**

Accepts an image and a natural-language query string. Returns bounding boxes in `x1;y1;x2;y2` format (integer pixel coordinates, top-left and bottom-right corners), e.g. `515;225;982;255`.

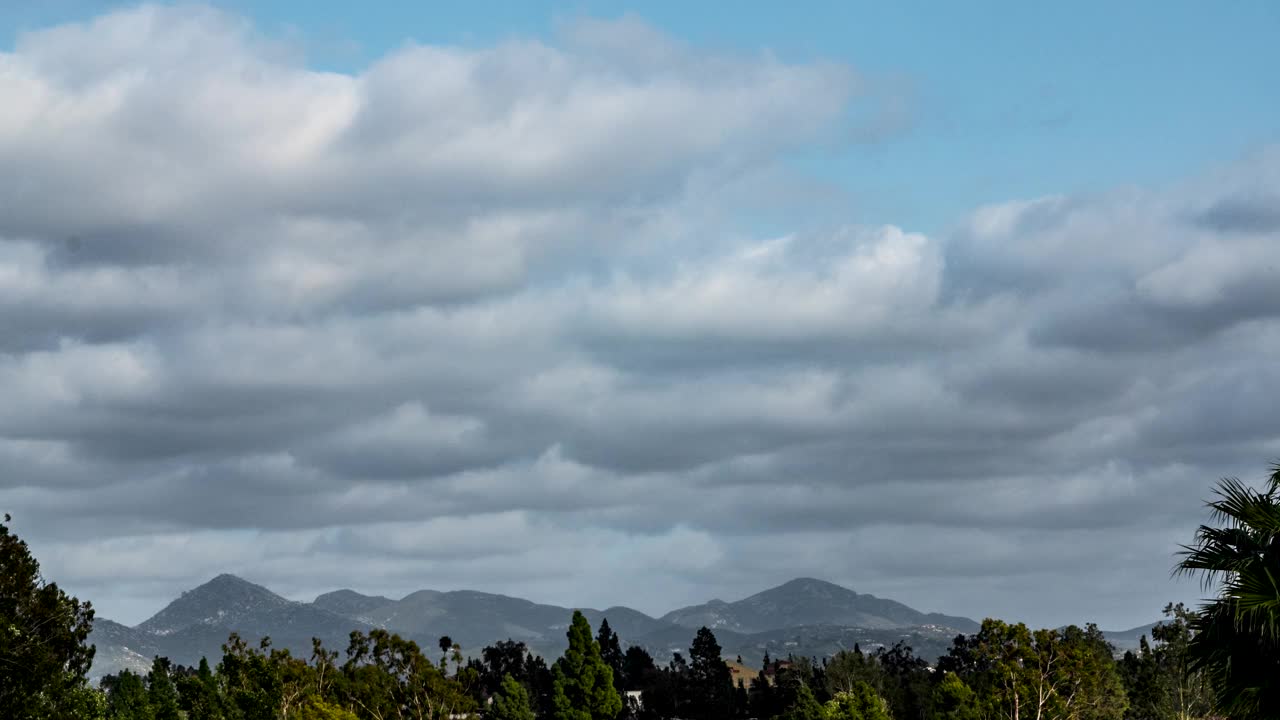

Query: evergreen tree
733;678;749;719
552;611;623;720
597;619;626;692
748;670;776;720
931;672;980;720
491;673;538;720
621;645;656;691
146;657;182;720
777;683;824;720
0;513;98;719
687;627;734;720
175;657;227;720
481;640;534;695
106;671;156;720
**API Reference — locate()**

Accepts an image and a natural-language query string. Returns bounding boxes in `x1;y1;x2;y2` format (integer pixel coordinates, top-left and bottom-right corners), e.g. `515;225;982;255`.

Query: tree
491;673;538;720
1175;465;1280;719
343;629;475;720
146;657;182;720
1147;604;1212;719
295;699;359;720
0;513;98;720
597;619;626;692
686;627;734;720
218;634;284;720
439;635;455;671
106;671;156;720
481;640;534;696
777;683;824;720
823;681;892;720
621;645;656;692
873;642;930;720
825;648;883;698
175;657;228;720
932;672;980;720
1119;604;1215;720
748;669;777;720
953;619;1126;720
552;611;623;720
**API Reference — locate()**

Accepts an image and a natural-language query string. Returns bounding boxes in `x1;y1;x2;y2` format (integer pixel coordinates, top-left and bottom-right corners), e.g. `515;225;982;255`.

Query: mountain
660;578;980;634
88;575;979;679
87;619;159;678
138;574;362;639
324;589;670;660
313;589;396;619
1100;621;1161;651
89;574;371;679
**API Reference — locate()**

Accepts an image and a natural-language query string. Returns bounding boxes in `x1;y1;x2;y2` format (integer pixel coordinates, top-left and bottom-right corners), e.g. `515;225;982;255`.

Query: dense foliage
0;513;99;720
1175;465;1280;718
8;464;1280;719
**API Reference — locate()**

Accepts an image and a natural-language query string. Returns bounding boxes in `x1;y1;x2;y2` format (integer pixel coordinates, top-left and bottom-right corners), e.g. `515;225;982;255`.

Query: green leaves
552;611;622;720
1175;464;1280;718
0;516;98;720
491;673;538;720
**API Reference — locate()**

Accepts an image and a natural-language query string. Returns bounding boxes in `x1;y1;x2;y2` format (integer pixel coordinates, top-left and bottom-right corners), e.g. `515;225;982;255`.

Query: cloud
2;4;1279;631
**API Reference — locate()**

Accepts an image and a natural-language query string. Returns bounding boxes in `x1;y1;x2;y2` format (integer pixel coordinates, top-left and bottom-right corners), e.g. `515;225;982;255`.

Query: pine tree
778;683;823;720
687;627;733;720
491;673;538;720
107;670;157;720
0;514;97;719
931;672;980;720
597;618;626;691
552;611;623;720
147;657;182;720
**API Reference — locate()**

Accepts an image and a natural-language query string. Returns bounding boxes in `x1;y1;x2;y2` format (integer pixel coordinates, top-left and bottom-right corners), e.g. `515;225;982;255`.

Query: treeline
5;464;1280;719
21;605;1216;720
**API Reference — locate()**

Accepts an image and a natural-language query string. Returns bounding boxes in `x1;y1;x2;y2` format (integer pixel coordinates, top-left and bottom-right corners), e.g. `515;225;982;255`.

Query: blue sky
4;1;1277;234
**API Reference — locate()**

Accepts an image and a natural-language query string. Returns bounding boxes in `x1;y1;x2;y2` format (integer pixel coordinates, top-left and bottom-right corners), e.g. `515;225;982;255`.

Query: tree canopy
1175;464;1280;718
0;513;98;720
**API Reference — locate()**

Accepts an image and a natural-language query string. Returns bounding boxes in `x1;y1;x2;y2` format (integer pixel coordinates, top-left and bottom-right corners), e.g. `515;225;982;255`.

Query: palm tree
1176;464;1280;718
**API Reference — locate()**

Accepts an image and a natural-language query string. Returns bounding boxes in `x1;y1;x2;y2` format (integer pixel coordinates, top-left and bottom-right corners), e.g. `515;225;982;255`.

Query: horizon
3;1;1277;634
101;570;1157;634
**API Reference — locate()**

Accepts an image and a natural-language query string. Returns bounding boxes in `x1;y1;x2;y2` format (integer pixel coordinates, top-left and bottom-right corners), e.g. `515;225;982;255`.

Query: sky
0;1;1278;632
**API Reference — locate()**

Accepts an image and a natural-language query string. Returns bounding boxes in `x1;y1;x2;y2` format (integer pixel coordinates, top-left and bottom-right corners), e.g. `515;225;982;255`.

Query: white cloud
2;4;1279;631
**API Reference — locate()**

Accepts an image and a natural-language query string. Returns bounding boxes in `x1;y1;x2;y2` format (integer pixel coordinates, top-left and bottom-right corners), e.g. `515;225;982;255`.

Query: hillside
89;576;982;678
660;578;980;634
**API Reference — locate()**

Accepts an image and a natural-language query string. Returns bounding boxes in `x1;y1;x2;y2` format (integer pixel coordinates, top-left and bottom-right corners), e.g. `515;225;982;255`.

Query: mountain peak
314;589;395;617
661;577;977;635
137;574;291;635
203;573;264;590
772;578;854;594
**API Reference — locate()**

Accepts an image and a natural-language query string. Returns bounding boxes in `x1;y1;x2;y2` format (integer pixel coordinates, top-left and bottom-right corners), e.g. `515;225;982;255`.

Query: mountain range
86;576;1149;680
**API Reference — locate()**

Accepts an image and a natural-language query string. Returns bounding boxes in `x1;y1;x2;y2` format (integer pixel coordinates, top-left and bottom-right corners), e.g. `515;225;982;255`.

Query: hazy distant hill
312;588;396;619
90;575;371;678
660;578;981;634
1097;622;1161;651
88;575;985;678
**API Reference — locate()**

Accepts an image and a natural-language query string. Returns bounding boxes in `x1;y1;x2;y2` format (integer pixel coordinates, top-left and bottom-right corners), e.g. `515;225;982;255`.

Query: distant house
625;690;644;711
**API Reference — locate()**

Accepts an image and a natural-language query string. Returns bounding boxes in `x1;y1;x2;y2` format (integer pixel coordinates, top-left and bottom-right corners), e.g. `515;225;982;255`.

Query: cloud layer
3;4;1278;630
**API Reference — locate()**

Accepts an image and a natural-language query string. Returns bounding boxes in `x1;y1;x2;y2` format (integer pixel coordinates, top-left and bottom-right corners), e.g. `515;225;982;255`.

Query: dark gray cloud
2;4;1278;632
1196;193;1280;234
